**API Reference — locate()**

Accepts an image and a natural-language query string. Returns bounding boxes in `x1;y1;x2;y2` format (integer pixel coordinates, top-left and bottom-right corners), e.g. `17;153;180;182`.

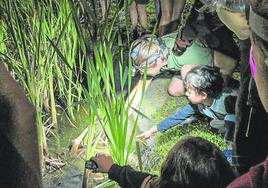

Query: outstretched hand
90;153;114;173
136;130;153;140
137;126;158;140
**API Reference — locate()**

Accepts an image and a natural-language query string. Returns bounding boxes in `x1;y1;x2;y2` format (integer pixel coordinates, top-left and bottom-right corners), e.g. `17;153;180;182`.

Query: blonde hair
134;41;160;67
130;36;169;70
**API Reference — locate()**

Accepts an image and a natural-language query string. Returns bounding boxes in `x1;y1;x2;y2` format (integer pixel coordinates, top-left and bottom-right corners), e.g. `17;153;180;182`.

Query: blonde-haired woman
130;33;213;97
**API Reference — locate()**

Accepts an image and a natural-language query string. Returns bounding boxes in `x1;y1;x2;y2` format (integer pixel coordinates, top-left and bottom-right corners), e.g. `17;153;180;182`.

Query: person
202;0;268;174
224;0;268;186
227;155;268;188
0;64;42;187
128;1;241;114
173;0;240;83
233;21;268;175
157;0;186;36
130;33;214;97
213;0;250;40
249;0;268;113
194;0;268;174
137;65;237;145
90;136;236;188
129;0;149;38
230;0;268;176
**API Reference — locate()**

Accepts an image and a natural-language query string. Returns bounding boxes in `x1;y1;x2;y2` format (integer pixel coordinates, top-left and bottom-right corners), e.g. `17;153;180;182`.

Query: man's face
185;85;206;104
251;40;268;113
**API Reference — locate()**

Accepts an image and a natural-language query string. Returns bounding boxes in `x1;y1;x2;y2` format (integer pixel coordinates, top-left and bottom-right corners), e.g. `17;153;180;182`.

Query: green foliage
0;21;7;55
68;0;143;168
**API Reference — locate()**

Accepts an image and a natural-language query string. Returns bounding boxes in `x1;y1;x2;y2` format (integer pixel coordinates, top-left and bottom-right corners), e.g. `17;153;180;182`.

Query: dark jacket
108;164;156;188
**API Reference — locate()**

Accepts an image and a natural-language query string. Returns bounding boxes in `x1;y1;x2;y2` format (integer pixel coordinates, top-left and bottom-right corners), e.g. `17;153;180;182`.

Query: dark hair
250;0;268;57
156;136;236;188
184;65;224;98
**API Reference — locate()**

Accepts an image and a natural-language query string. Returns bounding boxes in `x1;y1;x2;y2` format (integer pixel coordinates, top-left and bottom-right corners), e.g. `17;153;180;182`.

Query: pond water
43;77;173;188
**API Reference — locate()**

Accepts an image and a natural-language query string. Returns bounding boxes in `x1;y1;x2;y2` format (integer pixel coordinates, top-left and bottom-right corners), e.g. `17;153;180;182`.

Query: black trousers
233;39;268;175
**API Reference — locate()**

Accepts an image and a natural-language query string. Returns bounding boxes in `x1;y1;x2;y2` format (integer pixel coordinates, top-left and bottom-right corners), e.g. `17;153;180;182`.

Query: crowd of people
1;0;268;187
91;0;268;187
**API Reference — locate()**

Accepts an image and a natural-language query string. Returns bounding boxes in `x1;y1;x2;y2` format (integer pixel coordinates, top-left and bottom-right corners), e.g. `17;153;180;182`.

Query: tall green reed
1;0;85;158
0;20;7;55
1;0;49;158
47;0;83;121
69;0;142;166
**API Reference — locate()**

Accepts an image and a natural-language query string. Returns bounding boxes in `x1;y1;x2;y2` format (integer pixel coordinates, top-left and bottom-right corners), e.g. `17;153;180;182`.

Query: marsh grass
1;0;88;156
67;0;149;170
1;0;51;158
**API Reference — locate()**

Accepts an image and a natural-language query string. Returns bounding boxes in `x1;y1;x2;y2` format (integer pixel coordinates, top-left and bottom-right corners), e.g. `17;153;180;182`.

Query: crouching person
90;136;236;188
137;65;237;147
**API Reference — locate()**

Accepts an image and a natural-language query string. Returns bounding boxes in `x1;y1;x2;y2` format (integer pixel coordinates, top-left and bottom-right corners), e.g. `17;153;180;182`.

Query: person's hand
90;153;114;173
137;126;159;140
173;39;191;49
173;39;191;56
137;130;153;140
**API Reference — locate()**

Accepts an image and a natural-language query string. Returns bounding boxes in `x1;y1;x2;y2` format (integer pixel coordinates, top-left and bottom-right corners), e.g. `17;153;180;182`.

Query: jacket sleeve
108;164;153;188
157;104;196;132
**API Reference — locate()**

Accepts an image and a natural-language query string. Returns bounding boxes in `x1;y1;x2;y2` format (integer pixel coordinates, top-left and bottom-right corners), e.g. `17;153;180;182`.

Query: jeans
157;104;196;132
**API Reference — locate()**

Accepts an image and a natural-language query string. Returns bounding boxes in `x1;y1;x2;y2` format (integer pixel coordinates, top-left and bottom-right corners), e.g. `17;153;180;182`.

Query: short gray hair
184;65;224;98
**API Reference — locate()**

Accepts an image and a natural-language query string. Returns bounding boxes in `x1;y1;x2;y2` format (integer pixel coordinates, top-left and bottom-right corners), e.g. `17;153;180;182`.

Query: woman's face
217;8;250;40
251;40;268;113
140;58;167;76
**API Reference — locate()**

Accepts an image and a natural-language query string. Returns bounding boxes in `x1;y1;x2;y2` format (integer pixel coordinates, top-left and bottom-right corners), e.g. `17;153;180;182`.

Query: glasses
249;46;256;79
